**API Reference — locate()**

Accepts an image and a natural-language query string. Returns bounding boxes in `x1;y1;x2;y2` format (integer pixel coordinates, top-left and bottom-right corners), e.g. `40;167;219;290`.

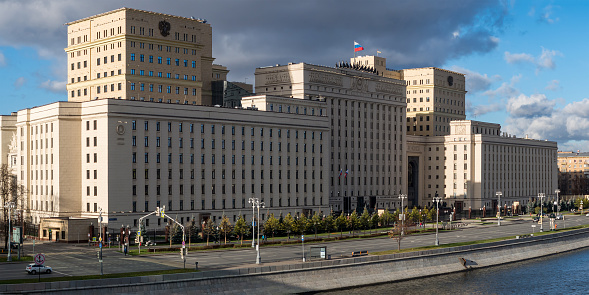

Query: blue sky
0;0;586;151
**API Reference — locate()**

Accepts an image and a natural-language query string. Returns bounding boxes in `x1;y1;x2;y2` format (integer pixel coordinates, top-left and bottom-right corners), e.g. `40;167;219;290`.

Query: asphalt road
2;215;587;281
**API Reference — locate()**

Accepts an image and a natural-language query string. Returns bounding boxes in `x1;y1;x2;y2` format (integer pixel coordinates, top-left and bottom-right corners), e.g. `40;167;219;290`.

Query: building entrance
408;157;419;208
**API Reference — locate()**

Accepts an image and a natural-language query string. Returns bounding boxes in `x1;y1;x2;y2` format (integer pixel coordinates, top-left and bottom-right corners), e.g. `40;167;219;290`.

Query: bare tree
388;223;409;251
0;164;25;250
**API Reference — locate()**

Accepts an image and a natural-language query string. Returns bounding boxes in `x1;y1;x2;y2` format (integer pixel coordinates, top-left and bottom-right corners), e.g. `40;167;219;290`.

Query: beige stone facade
0;115;17;167
351;56;467;136
11;98;329;229
407;120;558;212
65;8;215;106
254;62;408;211
0;8;561;236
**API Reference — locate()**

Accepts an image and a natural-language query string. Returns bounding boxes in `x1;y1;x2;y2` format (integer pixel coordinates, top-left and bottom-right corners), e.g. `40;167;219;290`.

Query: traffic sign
34;254;45;265
137;230;141;236
302;235;304;242
99;243;102;248
182;241;185;246
161;208;165;218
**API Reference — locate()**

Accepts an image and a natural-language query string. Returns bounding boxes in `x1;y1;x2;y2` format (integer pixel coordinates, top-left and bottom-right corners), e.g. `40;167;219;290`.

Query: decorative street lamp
555;189;561;220
398;194;407;235
433;196;442;246
249;198;264;264
496;192;502;226
249;198;256;248
538;193;546;232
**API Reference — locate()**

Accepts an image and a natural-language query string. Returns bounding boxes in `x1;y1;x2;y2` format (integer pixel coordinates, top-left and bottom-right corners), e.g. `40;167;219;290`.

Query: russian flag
354;41;364;52
345;169;349;178
339;169;343;178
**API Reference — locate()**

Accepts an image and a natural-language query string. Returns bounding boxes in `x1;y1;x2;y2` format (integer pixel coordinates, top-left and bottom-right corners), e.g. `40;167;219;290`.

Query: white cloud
504;47;562;74
506;93;555;118
39;80;66;93
528;7;536;17
561;98;589;118
545;80;560;91
558;140;589;153
537;47;560;70
504;52;534;64
14;77;26;89
451;66;500;93
469;103;504;117
482;74;521;98
0;51;5;66
504;97;589;151
489;36;500;44
539;5;559;24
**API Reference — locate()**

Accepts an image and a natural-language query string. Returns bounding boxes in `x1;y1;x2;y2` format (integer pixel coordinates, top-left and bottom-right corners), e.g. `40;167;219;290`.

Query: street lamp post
249;198;256;248
496;192;502;226
555;189;561;219
434;197;441;246
538;193;546;232
398;194;407;235
98;208;103;275
249;198;264;264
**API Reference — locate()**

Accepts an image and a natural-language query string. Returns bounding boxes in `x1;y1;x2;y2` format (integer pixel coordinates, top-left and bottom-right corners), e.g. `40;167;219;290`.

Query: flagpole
353;41;356;58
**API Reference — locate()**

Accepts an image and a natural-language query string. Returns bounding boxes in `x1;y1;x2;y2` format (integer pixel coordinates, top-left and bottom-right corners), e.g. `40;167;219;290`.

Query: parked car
586;212;589;217
556;214;564;220
26;264;52;275
533;216;541;222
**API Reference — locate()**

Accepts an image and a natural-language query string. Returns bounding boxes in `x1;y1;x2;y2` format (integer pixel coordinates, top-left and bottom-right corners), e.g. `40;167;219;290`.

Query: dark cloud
0;0;508;83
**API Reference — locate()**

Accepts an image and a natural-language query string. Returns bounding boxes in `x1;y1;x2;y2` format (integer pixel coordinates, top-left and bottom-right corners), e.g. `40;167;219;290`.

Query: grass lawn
0;256;33;263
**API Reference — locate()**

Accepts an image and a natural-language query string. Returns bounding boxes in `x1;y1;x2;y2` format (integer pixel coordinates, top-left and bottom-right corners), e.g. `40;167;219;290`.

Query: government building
0;8;558;241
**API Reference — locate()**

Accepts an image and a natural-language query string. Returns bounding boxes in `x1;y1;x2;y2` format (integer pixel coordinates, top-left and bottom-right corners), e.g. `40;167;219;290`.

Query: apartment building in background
557;151;589;196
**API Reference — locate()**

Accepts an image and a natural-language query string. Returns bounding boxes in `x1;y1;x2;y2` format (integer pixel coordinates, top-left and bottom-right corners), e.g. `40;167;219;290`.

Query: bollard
195;262;199;270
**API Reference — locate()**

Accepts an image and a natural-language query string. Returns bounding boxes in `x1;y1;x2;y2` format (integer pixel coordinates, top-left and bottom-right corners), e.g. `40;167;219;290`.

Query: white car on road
26;264;52;275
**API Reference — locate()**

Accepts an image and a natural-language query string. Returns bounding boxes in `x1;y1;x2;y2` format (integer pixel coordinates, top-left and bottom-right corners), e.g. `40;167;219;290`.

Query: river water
316;248;589;294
